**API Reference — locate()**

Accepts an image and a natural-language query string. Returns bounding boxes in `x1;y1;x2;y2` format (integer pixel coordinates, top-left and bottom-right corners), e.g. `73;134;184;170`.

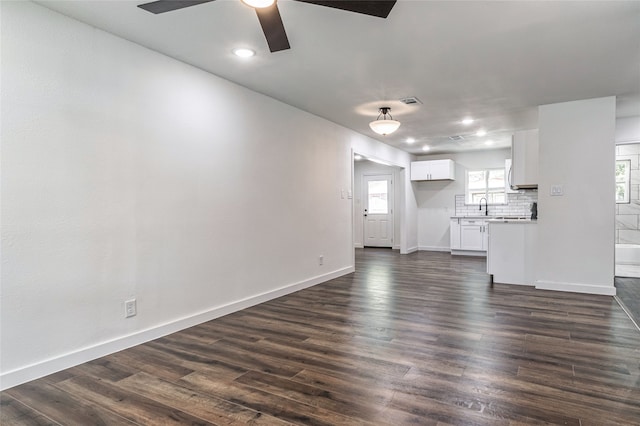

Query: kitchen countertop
451;215;535;222
450;215;492;219
487;218;537;223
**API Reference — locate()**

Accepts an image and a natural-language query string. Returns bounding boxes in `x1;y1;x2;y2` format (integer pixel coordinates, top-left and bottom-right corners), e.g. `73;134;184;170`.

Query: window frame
465;168;507;205
616;159;631;204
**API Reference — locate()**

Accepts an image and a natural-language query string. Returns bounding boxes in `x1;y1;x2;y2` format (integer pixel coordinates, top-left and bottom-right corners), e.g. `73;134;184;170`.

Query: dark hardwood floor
3;249;640;425
616;276;640;327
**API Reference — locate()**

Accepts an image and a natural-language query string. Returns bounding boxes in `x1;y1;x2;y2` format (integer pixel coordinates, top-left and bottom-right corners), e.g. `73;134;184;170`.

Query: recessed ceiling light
232;48;255;58
462;117;474;126
406;137;416;144
476;129;487;137
422;145;430;152
485;140;494;146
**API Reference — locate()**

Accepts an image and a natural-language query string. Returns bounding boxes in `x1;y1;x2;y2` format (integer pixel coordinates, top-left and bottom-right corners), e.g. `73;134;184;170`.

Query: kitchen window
616;159;631;204
466;168;506;204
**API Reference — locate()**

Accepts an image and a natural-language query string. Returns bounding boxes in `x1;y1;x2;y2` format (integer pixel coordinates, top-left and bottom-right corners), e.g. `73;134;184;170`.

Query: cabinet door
460;224;484;251
428;160;453;180
410;162;429;181
511;129;538;187
450;219;461;250
482;224;489;250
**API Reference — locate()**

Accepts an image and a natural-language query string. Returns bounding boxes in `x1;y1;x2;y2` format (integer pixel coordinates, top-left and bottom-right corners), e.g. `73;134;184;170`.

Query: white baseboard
418;246;451;252
0;266;354;391
404;246;419;254
354;243;364;248
535;279;616;296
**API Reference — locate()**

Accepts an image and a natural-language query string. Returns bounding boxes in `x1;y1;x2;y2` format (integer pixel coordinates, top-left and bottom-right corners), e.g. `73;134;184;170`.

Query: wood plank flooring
3;249;640;425
616;276;640;327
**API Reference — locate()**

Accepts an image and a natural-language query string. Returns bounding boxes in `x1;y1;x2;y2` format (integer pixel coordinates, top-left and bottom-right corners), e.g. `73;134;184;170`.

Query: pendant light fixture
369;107;401;136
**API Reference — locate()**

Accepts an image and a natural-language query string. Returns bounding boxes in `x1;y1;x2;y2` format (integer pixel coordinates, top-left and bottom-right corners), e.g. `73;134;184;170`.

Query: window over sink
466;168;506;204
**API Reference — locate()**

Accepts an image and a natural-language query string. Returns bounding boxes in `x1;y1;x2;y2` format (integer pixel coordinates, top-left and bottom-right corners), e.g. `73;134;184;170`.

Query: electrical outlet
319;255;324;266
550;184;564;196
125;299;137;318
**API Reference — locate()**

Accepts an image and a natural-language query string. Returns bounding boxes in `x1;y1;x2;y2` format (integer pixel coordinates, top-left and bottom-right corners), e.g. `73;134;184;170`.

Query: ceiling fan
137;0;397;53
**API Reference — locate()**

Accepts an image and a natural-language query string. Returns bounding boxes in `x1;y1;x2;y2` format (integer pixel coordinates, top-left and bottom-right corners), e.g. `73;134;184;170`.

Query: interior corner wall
536;97;616;295
0;1;413;389
415;149;510;251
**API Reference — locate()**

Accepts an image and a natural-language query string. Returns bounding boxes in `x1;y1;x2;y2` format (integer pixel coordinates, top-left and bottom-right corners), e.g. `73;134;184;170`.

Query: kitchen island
487;219;537;286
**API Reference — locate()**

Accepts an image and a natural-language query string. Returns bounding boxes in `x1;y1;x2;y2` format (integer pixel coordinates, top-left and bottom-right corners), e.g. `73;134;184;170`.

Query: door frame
362;173;394;248
352;150;405;252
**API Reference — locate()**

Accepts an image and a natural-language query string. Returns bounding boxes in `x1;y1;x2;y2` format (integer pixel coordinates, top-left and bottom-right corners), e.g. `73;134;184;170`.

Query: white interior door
363;174;393;247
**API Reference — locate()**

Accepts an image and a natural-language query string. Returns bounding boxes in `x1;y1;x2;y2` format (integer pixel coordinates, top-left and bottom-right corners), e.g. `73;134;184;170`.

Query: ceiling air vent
449;135;464;141
399;96;422;105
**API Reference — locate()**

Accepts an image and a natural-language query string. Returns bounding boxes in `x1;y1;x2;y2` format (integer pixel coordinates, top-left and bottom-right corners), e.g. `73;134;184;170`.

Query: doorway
363;174;393;247
353;155;401;250
614;142;640;326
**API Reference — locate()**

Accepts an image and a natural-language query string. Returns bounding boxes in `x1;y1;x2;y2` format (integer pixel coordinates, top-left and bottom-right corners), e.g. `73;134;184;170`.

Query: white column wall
0;2;415;389
536;97;616;295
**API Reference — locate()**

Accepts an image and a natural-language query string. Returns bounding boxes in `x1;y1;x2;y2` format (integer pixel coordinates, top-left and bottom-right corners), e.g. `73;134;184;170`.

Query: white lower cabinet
450;218;488;254
450;219;461;250
487;222;537;285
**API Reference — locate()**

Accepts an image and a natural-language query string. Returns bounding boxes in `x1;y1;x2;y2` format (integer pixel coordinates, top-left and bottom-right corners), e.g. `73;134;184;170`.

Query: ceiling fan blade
294;0;396;18
137;0;216;14
255;4;291;53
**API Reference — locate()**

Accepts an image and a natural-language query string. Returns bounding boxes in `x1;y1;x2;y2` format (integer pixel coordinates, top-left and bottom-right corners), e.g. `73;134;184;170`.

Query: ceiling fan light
369;119;401;136
241;0;275;8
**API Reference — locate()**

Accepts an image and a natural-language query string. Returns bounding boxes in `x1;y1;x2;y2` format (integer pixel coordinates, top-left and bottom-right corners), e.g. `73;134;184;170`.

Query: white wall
353;160;402;249
415;149;510;250
0;2;415;389
536;97;616;295
616;116;640;143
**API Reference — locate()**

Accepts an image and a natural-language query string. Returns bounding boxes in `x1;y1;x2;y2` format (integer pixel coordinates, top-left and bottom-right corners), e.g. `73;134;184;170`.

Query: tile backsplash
455;191;538;217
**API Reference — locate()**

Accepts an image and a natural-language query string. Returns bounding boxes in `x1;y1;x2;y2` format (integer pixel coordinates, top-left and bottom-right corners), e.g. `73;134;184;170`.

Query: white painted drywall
414;149;510;251
0;1;415;389
616;116;640;143
353;160;402;249
536;97;616;295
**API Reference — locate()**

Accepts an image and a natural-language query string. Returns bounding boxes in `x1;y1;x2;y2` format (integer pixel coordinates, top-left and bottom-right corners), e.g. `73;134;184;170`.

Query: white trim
535;279;616;296
0;266;354;391
392;244;401;250
403;246;419;254
354;243;364;248
614;296;640;332
450;249;487;257
418;245;450;252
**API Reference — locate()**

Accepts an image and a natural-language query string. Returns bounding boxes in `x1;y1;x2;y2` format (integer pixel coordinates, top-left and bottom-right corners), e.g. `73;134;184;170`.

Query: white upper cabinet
510;129;538;189
411;159;455;181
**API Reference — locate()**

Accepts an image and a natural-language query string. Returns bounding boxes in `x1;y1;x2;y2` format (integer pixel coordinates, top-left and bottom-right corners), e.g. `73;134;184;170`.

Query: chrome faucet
479;197;488;216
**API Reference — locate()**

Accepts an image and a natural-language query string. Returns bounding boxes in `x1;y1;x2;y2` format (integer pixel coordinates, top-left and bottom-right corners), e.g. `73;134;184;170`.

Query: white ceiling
36;0;640;154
